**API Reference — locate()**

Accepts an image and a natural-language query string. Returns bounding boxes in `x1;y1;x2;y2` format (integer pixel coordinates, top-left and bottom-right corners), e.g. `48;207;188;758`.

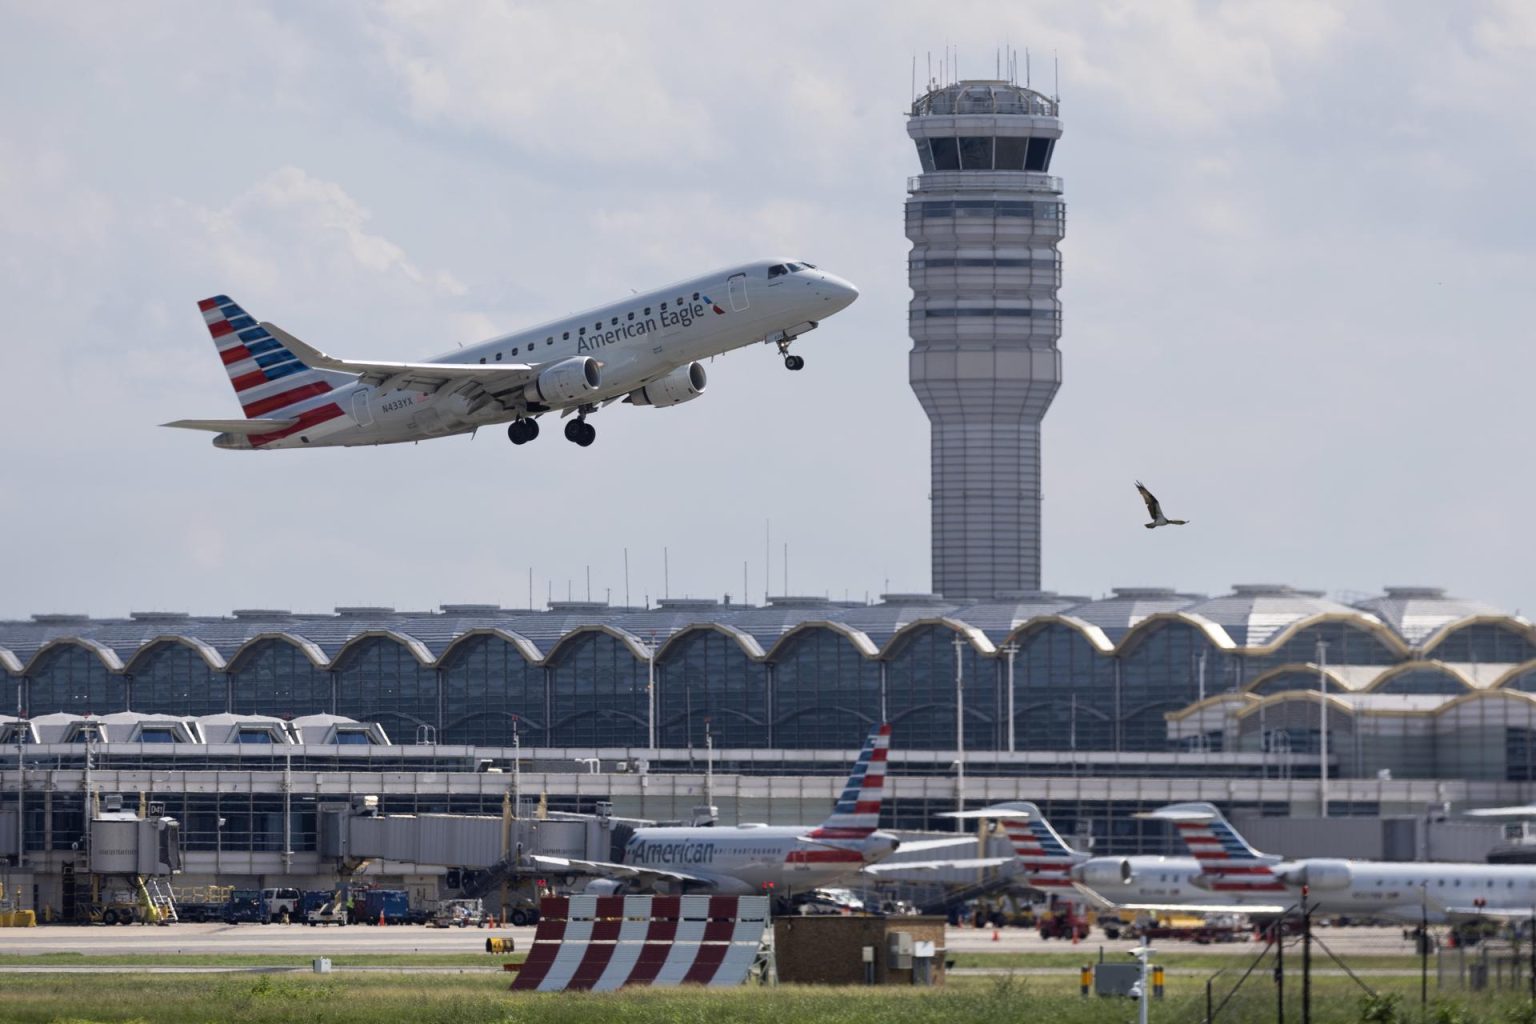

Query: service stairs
915;873;1017;917
139;876;178;924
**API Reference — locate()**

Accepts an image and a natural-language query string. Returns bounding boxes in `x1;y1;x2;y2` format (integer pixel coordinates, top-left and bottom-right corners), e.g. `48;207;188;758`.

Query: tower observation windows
914;137;1055;172
908;200;1064;221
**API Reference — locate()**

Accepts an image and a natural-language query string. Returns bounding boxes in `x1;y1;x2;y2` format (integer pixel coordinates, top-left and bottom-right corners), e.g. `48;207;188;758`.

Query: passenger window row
474;293;707;363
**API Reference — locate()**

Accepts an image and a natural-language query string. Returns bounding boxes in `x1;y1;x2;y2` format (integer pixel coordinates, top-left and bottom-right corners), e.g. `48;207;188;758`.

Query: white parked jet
1151;802;1536;923
164;259;857;450
530;724;982;902
952;802;1285;914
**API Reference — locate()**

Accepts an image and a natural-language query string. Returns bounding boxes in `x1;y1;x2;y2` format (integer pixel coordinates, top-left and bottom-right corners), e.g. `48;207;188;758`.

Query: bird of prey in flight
1136;481;1189;529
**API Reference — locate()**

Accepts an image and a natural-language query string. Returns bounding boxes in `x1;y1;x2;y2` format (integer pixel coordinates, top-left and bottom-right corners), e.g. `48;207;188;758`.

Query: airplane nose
820;273;859;309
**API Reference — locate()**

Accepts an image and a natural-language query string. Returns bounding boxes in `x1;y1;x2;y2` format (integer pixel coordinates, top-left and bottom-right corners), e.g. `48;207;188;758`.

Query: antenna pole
624;548;630;609
664;546;670;599
1054;50;1060;102
1026;48;1031;88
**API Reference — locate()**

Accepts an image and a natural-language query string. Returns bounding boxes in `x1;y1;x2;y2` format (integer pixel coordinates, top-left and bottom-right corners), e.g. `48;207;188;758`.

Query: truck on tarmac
259;887;302;924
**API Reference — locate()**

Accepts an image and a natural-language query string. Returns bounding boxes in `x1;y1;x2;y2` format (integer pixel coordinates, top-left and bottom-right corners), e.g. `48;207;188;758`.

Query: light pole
1316;638;1330;818
953;634;966;830
1001;643;1019;753
646;636;656;751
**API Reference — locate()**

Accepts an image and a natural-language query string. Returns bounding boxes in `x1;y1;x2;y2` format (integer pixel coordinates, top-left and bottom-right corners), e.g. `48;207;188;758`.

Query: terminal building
5;78;1532;905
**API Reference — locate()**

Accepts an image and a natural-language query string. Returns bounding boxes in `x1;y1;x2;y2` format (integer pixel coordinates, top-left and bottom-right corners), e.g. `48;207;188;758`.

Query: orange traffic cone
1071;930;1080;946
992;928;1000;942
379;910;387;927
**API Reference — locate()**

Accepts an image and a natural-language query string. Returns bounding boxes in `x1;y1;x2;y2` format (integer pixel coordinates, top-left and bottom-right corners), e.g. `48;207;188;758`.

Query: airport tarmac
0;921;1420;958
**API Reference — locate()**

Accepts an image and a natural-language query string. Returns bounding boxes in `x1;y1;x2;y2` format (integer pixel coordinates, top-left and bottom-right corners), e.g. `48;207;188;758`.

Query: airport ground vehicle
222;890;264;924
306;900;349;926
430;898;488;928
351;888;411;925
259;887;302;924
1037;904;1091;941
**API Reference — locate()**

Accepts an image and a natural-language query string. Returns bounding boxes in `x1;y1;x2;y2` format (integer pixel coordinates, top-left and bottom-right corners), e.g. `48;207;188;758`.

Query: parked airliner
1151;802;1536;922
164;259;857;450
952;802;1285;913
530;724;982;903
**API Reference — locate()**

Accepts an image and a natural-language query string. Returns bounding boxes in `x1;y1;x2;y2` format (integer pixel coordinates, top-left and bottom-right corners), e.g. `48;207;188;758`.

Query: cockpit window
768;264;787;278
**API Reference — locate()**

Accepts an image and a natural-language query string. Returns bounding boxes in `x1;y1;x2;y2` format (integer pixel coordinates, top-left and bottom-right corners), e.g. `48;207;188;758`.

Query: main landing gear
776;338;805;371
564;418;596;447
507;418;540;445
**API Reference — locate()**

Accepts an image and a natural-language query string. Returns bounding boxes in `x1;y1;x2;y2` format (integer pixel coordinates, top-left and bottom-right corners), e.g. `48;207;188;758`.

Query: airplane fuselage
218;259;855;449
623;824;892;896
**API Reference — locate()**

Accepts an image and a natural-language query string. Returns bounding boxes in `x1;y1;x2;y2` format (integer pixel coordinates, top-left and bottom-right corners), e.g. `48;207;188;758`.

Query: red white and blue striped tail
198;295;335;419
995;803;1080;891
1151;802;1287;893
808;722;890;840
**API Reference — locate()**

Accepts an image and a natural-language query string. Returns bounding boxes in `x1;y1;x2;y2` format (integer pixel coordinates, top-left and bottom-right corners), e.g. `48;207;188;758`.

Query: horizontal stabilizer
161;417;298;434
863;856;1013;874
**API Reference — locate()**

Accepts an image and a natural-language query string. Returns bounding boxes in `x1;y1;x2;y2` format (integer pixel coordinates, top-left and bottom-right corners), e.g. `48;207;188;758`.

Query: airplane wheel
564;420;583;443
577;422;596;447
508;419;538;445
784;354;805;371
525;418;539;440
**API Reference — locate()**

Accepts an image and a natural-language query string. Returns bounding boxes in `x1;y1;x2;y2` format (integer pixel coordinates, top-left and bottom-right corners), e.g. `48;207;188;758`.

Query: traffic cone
992;928;1000;942
379;910;386;927
1072;930;1080;946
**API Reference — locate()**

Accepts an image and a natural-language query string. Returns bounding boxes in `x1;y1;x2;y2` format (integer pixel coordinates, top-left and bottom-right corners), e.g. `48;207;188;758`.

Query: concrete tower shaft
906;80;1064;600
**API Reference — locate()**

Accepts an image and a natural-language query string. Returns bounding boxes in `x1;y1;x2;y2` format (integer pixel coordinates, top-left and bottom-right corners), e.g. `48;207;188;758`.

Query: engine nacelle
1280;859;1352;891
525;356;601;406
627;361;707;408
1074;858;1134;888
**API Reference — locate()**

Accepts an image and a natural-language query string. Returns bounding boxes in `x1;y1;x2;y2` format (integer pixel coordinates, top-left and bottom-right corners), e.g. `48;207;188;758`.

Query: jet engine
1280;859;1352;891
627;362;707;407
1074;858;1134;888
524;356;601;405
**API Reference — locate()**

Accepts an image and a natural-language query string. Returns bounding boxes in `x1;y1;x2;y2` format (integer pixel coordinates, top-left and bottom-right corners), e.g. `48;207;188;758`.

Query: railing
909;172;1062;194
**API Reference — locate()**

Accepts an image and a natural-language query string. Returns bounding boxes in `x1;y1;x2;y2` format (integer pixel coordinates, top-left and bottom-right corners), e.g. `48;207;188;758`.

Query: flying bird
1135;481;1189;529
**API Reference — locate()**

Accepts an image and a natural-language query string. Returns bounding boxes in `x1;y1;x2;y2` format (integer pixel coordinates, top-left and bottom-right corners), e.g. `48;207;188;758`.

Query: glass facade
439;634;543;747
230;638;332;717
771;628;882;749
24;644;122;715
882;626;992;751
546;631;647;747
333;636;437;742
1013;623;1117;751
129;641;225;716
656;629;768;749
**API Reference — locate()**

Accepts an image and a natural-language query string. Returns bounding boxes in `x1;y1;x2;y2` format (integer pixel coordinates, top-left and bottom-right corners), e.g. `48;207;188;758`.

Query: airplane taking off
530;724;982;903
1150;802;1536;923
164;259;858;451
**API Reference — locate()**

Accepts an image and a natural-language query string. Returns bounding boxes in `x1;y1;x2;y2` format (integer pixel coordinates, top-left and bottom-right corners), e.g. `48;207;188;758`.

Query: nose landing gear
776;338;805;371
563;418;596;447
507;418;540;445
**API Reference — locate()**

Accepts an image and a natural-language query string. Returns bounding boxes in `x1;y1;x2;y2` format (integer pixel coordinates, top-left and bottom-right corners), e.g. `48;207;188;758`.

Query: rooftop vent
878;593;944;605
129;611;190;623
439;604;503;616
656;598;722;610
334;606;395;618
766;596;833;608
1382;587;1448;599
1110;587;1179;599
30;614;90;624
1230;584;1295;597
548;601;609;613
231;609;292;620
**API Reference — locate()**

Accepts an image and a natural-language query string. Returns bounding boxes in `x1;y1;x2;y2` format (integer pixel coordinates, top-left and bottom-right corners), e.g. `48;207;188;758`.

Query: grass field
0;965;1533;1024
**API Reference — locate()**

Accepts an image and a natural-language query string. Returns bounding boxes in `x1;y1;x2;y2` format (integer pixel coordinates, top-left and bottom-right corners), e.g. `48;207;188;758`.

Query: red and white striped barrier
509;894;770;992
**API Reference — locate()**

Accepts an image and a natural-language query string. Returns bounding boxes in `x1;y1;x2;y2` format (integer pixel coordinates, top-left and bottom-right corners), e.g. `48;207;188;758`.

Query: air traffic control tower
906;79;1063;599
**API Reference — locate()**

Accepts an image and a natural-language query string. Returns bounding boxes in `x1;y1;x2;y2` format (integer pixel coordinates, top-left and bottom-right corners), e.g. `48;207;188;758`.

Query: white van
260;887;302;924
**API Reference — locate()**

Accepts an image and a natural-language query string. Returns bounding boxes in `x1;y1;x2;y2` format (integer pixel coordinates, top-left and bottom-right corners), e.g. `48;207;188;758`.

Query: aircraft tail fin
1142;802;1287;892
197;296;336;418
808;722;891;840
983;802;1082;892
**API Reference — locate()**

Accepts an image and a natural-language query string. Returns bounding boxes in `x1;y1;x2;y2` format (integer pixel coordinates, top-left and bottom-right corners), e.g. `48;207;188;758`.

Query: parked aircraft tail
1141;802;1287;893
808;722;891;840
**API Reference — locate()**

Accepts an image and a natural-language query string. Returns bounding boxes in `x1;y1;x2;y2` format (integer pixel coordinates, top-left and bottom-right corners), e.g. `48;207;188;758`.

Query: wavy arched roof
541;624;652;664
122;634;227;673
1492;659;1536;691
1243;662;1380;695
1238;612;1411;658
435;627;545;667
1364;660;1480;694
1165;691;1260;722
1354;589;1513;647
762;620;880;660
329;630;435;668
1419;615;1536;658
22;637;125;675
1234;690;1363;719
0;647;19;675
653;622;766;662
226;632;330;670
1114;612;1237;656
1001;614;1114;653
879;617;996;658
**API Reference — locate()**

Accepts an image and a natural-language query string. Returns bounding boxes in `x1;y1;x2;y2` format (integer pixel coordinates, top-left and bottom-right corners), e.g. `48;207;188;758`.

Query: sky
2;1;1534;620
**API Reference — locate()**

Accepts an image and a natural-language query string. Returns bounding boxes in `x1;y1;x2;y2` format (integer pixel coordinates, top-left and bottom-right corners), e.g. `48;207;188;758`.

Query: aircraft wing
863;856;1013;875
1110;901;1290;915
161;417;298;434
263;322;537;393
526;854;712;888
1434;905;1536;920
894;836;990;854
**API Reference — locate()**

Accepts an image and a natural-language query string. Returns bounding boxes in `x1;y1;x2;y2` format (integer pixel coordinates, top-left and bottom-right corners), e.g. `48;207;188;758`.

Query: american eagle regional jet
530;724;993;902
164;259;857;450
